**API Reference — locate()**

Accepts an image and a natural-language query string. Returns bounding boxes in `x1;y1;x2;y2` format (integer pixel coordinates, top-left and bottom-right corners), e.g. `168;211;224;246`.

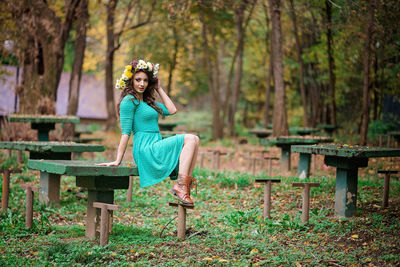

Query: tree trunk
268;0;288;136
64;0;89;140
199;2;223;139
228;5;245;136
167;26;179;96
325;0;336;125
105;0;118;129
360;0;375;145
67;0;89;116
289;0;309;127
10;1;79;113
263;53;273;128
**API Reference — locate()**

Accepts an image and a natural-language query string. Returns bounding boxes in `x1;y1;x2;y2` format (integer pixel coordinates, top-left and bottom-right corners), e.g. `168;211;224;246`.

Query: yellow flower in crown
125;65;132;71
124;70;133;79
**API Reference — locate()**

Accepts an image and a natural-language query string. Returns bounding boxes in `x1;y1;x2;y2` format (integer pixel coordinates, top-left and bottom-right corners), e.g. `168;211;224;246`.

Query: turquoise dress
120;95;185;188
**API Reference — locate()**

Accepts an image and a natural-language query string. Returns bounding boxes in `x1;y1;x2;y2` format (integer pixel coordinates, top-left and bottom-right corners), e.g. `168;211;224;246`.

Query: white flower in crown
153;63;160;77
147;62;153;71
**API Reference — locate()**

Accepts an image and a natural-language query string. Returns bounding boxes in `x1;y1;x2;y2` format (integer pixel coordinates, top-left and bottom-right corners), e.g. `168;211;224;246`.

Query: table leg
39;172;61;205
334;168;358;217
32;123;55;142
86;190;114;239
280;145;291;171
297;153;311;179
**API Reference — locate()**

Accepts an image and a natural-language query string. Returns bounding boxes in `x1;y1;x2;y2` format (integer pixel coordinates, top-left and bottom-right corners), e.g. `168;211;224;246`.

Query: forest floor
1;114;399;266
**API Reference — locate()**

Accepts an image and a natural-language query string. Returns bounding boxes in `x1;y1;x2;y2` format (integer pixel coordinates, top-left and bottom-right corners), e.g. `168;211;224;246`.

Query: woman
99;59;199;205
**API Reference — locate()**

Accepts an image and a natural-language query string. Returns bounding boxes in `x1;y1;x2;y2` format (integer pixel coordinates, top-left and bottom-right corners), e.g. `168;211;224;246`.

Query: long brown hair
117;70;162;118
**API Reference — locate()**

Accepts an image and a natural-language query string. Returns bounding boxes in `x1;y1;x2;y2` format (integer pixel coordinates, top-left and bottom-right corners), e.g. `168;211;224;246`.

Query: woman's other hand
97;161;120;166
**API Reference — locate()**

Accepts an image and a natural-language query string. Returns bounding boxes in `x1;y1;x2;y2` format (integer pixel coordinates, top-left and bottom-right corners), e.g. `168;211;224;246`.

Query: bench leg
334;168;358;217
1;170;10;212
264;181;272;219
127;176;133;202
382;173;390;208
301;184;311;223
86;190;114;239
297;153;311;179
39;172;60;205
100;207;110;246
177;204;187;241
26;189;34;228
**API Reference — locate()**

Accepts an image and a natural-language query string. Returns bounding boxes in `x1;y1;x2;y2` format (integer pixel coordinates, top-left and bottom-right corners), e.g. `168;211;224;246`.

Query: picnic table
0;141;105;204
266;136;333;171
289;127;321;136
8;114;80;141
316;124;338;137
249;129;273;138
0;141;104;160
27;160;138;239
291;144;400;217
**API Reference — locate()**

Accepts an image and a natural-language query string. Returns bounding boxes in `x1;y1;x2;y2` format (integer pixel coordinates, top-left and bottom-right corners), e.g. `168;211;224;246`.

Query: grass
0;151;399;266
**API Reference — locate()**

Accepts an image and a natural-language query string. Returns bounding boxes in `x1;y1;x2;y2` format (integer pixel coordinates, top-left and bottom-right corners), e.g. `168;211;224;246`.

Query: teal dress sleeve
156;102;171;116
120;97;138;135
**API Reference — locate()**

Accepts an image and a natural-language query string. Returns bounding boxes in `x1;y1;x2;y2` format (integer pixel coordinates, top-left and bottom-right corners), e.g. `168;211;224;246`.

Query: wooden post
1;169;22;211
378;170;399;208
198;152;205;168
378;134;383;147
169;202;194;241
255;179;281;219
21;184;40;228
292;182;320;223
387;135;391;147
126;176;133;202
264;156;279;176
7;149;12;157
17;151;23;163
383;173;390;208
93;202;120;246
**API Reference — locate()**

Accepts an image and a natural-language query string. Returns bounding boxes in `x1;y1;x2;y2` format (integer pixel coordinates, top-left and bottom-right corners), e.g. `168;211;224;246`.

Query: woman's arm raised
97;134;130;166
157;79;177;115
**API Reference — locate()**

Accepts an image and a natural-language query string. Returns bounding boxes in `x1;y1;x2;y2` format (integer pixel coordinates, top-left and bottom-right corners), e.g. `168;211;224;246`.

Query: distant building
0;65;119;122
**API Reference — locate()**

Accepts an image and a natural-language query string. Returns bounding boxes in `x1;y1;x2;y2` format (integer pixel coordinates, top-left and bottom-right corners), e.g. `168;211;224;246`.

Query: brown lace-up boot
171;174;193;205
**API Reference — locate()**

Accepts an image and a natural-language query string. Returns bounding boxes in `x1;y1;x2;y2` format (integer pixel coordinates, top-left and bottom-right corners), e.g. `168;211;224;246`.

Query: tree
104;0;155;128
268;0;288;136
63;0;89;139
9;0;80;113
325;0;336;126
360;0;376;145
288;0;308;127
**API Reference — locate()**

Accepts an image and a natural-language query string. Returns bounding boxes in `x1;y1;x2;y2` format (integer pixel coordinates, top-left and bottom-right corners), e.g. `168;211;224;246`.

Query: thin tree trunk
263;53;273;128
268;0;288;136
325;0;336;125
105;0;118;129
167;26;179;96
199;2;223;139
360;0;375;145
262;1;272;128
289;0;308;127
67;0;88;117
228;4;245;136
63;0;89;140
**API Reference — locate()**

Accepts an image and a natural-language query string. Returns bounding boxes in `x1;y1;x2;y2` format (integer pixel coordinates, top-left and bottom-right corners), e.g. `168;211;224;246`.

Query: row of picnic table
1;115;400;239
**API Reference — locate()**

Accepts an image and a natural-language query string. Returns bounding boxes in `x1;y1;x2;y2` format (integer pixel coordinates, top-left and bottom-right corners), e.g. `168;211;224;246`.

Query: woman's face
133;71;149;95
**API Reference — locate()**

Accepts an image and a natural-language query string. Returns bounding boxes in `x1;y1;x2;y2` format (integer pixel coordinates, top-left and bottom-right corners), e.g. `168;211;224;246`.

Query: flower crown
115;59;160;90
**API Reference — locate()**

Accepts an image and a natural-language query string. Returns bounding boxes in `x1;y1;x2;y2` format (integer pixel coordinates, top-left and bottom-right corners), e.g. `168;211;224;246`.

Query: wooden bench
169;202;194;241
377;170;399;208
27;160;138;239
293;182;320;223
255;179;281;219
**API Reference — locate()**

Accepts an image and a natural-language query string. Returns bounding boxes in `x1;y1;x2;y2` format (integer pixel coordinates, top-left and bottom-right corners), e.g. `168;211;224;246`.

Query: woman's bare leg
188;136;199;175
178;134;199;175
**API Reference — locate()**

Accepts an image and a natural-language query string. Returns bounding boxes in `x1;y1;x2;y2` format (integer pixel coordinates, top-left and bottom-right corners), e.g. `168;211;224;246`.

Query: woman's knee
184;134;199;146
